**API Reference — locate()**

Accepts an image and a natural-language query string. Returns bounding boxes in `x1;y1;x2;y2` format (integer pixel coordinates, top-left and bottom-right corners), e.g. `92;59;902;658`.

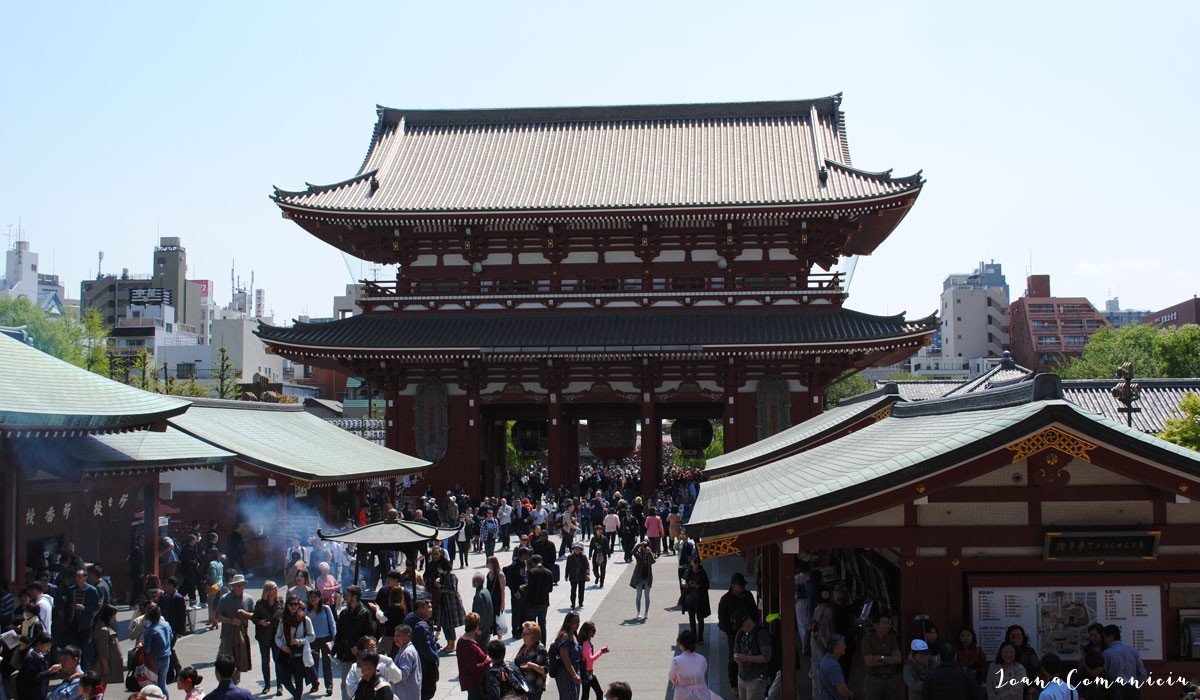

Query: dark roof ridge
892;374;1063;418
836;382;900;407
375;95;846;129
273;170;378;200
186;397;304;413
1062;377;1200;387
824;159;925;187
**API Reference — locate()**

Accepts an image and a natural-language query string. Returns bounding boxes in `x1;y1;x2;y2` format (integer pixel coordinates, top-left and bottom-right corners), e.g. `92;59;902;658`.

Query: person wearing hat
564;542;590;610
904;639;931;700
215;574;255;674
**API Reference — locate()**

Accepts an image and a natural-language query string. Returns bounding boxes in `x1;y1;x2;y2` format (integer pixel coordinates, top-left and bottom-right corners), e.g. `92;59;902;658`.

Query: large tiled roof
0;332;190;434
273;96;922;216
687;377;1200;540
1061;378;1200;434
256;308;938;357
703;385;899;477
168;399;429;486
876;364;1199;433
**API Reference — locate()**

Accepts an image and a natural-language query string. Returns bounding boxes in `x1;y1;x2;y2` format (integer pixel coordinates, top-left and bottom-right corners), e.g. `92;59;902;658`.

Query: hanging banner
972;585;1161;661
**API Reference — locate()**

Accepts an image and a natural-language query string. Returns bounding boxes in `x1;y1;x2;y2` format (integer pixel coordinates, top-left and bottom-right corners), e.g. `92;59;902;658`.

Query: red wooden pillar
640;406;661;498
391;395;417;456
779;543;798;700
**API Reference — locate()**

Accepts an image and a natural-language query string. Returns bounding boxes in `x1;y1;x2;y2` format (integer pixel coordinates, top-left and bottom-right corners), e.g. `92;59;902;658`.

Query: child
578;621;610;700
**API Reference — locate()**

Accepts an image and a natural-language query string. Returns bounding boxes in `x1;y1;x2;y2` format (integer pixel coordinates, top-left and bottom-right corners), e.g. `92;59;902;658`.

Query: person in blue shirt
307;590;338;695
819;634;854;700
1101;626;1147;700
144;604;175;699
48;644;85;700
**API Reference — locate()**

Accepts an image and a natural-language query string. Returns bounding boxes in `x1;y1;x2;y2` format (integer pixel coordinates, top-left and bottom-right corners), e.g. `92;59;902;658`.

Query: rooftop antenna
98;251;104;278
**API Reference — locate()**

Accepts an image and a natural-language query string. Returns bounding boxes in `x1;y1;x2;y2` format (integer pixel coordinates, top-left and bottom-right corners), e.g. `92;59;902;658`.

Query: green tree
167;378;210;398
824;372;876;409
214;345;240;399
80;308;110;376
1156;325;1200;378
130;349;159;392
0;295;83;366
1159;392;1200;452
1058;323;1200;379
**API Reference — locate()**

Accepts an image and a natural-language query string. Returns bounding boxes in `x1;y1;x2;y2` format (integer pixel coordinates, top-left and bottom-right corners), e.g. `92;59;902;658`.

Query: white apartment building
910;261;1010;378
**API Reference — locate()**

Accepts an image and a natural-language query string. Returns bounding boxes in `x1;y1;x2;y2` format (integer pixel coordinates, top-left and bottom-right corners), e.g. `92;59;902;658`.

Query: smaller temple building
690;374;1200;700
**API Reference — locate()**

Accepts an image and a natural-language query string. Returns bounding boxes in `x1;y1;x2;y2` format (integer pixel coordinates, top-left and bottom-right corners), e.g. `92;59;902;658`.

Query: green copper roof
0;332;189;433
687;377;1200;540
17;428;234;480
169;398;430;485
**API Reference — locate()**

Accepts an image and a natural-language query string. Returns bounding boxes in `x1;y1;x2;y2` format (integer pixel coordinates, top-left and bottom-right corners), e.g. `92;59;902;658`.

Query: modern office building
909;261;1009;377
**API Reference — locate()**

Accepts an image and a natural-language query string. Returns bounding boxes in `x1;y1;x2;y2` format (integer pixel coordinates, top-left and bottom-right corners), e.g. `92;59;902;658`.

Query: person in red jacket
456;613;491;700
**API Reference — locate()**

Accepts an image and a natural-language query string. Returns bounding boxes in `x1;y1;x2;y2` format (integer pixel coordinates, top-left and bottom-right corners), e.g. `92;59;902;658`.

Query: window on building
956;316;962;322
1037;336;1060;346
176;362;195;379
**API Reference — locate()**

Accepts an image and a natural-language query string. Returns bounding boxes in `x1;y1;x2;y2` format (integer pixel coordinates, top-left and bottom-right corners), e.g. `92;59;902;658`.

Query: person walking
669;629;719;700
306;590;337;696
352;651;394;700
456;613;490;700
484;557;506;639
471;573;495;648
733;609;772;700
682;556;711;642
216;575;255;675
144;605;175;699
523;555;553;643
432;558;465;654
91;604;125;685
275;594;315;700
401;600;439;700
513;622;548;700
550;613;582;700
253;582;284;696
392;626;423;700
588;526;609;588
644;510;665;556
578;621;609;700
565;544;590;610
629;541;655;622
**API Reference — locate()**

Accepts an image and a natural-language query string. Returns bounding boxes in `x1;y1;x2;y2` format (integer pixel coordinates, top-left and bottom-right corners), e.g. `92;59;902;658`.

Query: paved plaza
119;544;764;699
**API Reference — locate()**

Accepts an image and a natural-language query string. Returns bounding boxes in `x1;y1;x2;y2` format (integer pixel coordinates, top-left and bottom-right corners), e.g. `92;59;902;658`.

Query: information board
971;585;1161;660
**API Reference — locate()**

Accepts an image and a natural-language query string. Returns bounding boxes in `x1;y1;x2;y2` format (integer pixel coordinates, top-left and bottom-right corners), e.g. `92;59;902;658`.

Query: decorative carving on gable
413;378;449;461
871;406;893;422
697;535;740;560
1005;427;1097;464
1027;450;1073;489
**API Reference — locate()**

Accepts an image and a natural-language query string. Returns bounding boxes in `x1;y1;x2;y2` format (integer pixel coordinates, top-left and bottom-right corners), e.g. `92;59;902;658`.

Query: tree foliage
1058;323;1200;379
214;345;240;399
130;349;159;392
1159;392;1200;452
824;372;876;409
0;295;85;367
80;308;110;377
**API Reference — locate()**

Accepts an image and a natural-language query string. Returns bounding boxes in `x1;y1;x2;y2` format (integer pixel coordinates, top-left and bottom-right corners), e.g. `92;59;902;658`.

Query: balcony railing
361;272;844;308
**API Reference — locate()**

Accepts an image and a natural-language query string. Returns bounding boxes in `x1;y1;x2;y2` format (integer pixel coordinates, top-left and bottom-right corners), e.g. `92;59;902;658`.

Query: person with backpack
733;609;772;700
352;650;394;700
484;639;529;700
549;613;582;700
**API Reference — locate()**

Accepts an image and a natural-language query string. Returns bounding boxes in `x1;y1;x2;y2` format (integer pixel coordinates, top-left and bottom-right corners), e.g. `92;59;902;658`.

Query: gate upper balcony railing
360;272;844;309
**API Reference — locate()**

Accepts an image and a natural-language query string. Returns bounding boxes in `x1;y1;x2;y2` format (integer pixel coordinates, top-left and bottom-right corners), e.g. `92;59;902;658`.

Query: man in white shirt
496;500;513;552
31;582;53;635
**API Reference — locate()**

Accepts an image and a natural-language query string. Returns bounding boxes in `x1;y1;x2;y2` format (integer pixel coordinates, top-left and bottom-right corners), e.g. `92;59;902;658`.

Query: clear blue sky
3;2;1197;323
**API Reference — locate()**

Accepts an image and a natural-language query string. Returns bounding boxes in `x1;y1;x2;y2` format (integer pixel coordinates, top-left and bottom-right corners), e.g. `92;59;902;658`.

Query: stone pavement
112;545;789;700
